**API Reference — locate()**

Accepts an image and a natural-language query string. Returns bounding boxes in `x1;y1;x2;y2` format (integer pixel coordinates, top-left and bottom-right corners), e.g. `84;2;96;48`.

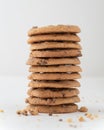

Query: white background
0;0;104;130
0;0;104;77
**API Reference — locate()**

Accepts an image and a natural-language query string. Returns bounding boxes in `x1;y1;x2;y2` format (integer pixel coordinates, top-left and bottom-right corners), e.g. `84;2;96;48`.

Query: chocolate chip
52;98;56;103
59;119;63;121
62;93;65;97
37;59;47;65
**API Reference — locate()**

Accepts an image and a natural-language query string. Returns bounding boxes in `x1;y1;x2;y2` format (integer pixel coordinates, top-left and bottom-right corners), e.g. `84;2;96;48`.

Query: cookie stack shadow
26;25;82;115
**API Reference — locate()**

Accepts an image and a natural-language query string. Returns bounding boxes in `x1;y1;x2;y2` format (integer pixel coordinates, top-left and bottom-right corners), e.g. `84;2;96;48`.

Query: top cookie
28;25;80;36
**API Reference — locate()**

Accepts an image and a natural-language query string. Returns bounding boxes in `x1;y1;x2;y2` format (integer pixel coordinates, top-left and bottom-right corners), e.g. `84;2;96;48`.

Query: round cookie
27;34;80;43
28;80;80;88
30;42;82;50
30;49;82;58
27;88;79;98
26;104;78;114
28;25;80;36
29;65;82;73
26;96;80;105
28;72;81;80
27;57;80;65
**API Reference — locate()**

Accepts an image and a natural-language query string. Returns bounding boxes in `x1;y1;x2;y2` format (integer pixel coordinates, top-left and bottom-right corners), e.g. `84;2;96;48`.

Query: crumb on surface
78;116;85;122
0;109;4;112
17;108;39;116
17;109;28;116
59;119;63;122
67;118;73;123
79;106;88;112
85;112;92;117
85;112;98;120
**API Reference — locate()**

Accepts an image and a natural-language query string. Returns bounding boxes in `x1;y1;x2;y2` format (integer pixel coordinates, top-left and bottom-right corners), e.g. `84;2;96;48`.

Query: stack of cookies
26;25;82;115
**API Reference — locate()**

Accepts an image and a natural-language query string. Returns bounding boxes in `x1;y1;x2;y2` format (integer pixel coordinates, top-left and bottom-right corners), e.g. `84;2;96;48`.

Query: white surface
0;76;104;130
0;0;104;76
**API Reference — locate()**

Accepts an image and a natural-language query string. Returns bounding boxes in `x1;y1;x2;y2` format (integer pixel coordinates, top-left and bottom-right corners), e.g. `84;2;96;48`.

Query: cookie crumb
85;113;95;120
17;110;21;115
78;116;85;122
59;119;63;122
17;109;28;116
79;106;88;112
0;109;4;112
67;118;72;123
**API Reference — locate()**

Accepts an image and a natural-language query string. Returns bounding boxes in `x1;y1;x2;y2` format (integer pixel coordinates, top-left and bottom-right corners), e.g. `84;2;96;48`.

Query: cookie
30;42;82;50
28;72;81;80
29;65;82;72
28;25;80;36
28;80;80;88
27;34;80;43
30;49;82;58
27;57;80;65
26;104;78;114
27;88;79;98
26;96;80;105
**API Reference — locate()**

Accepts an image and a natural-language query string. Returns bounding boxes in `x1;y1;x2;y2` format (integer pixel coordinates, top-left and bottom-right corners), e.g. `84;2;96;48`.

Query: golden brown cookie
28;34;80;43
30;42;82;50
29;65;82;73
30;49;82;58
27;57;80;65
28;72;81;80
27;88;79;98
26;104;78;114
28;25;80;36
26;96;80;105
28;80;80;88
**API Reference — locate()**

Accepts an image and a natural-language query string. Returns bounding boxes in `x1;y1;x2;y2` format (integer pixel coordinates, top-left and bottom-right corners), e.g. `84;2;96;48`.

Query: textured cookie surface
28;72;81;80
26;104;78;114
26;96;80;105
29;65;82;72
27;88;79;98
27;57;80;65
28;25;80;36
30;49;82;58
28;34;80;43
30;42;82;50
28;80;80;88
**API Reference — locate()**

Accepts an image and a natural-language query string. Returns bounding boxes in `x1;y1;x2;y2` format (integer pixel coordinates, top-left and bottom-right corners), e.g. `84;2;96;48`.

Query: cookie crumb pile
26;25;82;115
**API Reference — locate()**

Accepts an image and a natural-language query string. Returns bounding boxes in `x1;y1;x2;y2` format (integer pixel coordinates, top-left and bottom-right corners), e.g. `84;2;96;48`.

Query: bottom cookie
26;104;78;114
